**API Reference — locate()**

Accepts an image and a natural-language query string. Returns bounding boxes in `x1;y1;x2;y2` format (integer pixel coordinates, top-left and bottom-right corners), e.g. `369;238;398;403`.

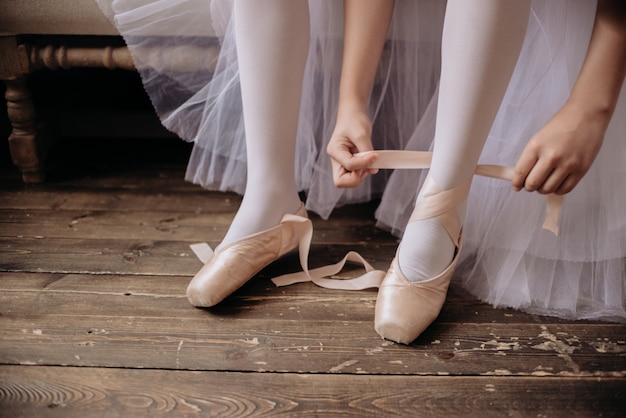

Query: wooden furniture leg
4;77;44;182
1;35;45;182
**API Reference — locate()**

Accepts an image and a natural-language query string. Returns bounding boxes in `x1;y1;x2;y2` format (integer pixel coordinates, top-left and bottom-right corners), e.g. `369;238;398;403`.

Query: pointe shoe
374;243;461;344
374;175;468;344
186;204;309;307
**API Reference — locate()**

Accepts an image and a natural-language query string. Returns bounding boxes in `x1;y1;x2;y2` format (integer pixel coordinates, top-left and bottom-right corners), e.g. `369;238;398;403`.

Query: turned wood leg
4;78;45;183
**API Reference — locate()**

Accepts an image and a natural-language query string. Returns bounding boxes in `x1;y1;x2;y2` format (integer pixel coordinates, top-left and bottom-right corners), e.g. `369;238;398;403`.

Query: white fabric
96;0;626;322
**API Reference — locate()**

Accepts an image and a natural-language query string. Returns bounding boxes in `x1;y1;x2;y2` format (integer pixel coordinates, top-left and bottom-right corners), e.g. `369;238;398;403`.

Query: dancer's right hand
512;100;607;195
327;104;379;188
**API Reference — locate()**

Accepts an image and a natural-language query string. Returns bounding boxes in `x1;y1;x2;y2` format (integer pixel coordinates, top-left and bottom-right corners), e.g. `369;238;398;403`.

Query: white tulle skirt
96;0;626;322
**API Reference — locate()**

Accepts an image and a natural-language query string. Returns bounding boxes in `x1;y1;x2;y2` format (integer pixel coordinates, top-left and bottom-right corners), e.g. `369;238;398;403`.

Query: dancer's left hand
512;102;606;195
327;104;379;188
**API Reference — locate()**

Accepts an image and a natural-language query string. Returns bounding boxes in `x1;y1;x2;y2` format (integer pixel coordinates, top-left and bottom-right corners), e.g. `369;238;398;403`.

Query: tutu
95;0;445;213
96;0;626;322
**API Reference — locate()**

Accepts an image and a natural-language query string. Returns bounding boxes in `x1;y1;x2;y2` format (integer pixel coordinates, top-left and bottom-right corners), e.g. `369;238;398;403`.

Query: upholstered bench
1;0;218;182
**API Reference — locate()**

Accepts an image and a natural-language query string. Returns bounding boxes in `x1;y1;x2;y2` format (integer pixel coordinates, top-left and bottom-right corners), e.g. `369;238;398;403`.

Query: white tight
220;0;310;248
398;0;532;282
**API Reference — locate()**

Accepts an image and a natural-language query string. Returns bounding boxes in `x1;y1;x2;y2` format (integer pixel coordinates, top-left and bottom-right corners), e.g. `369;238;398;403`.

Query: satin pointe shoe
186;204;310;307
375;175;468;344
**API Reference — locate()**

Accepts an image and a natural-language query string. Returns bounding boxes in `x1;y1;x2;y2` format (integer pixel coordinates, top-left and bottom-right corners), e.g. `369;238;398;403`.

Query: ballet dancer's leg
398;0;531;283
376;0;531;343
186;0;311;307
221;0;310;248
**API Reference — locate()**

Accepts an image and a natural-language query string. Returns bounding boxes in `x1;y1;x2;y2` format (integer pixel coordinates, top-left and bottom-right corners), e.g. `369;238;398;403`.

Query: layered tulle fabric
96;0;625;322
96;0;445;214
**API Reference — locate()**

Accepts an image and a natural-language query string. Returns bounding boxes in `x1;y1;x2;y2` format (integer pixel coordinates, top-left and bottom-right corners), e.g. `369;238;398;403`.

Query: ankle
397;217;456;282
220;191;301;248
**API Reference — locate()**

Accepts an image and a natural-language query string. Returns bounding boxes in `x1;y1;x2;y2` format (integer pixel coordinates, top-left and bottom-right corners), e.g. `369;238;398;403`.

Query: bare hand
512;102;606;195
327;105;379;188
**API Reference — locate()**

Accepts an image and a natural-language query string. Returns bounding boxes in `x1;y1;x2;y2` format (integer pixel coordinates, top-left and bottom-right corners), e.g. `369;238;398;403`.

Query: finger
555;174;580;195
327;140;358;168
349;152;378;171
537;168;569;195
335;168;368;188
328;139;378;172
353;151;380;174
523;158;555;192
512;150;538;191
330;158;346;186
330;157;367;188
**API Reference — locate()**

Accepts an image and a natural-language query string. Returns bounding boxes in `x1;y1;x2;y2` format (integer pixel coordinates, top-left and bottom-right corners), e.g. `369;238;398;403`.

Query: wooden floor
1;137;625;417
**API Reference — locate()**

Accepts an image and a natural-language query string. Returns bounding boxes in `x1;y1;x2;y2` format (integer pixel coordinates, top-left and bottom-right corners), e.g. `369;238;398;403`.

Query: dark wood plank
0;190;238;213
0;207;395;243
0;272;608;324
0;236;202;275
1;366;624;417
0;236;398;275
2;314;623;376
1;166;198;193
2;274;624;376
0;272;611;322
0;189;381;221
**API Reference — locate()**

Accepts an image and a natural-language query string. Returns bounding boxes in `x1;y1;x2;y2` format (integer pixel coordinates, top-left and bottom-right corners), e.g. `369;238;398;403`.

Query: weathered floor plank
1;366;625;418
1;272;624;376
0;207;392;242
0;272;610;325
0;237;396;275
2;314;624;377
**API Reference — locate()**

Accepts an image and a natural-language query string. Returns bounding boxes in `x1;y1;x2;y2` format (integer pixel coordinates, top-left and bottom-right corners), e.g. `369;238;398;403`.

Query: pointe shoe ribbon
366;150;563;235
271;251;387;290
191;241;385;290
189;207;384;296
189;243;213;263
